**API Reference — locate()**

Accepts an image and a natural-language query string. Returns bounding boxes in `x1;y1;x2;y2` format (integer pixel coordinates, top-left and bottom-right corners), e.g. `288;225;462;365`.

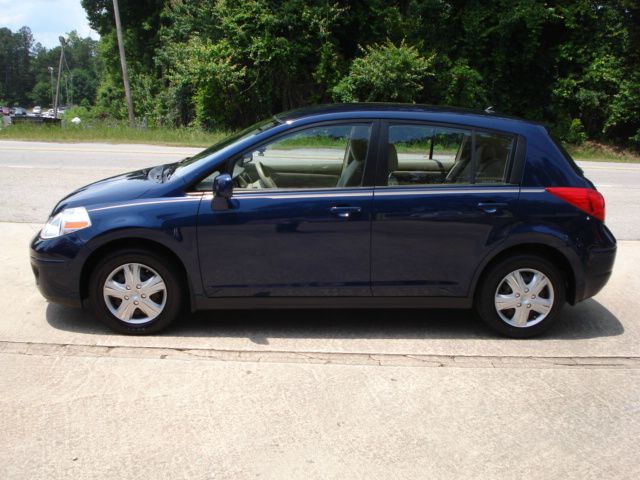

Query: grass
276;135;347;150
565;141;640;163
1;121;638;162
0;122;228;147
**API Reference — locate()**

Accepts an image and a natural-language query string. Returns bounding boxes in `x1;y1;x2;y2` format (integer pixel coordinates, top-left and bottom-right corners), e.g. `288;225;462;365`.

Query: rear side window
386;124;515;186
474;131;514;183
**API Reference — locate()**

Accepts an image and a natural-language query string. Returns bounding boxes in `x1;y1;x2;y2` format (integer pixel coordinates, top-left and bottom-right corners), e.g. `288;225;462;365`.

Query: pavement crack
1;340;639;369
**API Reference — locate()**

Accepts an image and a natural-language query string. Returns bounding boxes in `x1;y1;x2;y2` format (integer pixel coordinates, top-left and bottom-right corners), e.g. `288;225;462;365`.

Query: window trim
186;119;381;194
375;120;521;188
508;135;527;184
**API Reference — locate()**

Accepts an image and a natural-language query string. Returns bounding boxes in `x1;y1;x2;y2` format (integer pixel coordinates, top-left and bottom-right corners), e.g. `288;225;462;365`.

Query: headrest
349;139;368;163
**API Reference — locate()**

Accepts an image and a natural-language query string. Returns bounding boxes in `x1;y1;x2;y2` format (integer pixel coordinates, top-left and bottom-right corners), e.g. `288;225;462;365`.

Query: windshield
170;117;280;178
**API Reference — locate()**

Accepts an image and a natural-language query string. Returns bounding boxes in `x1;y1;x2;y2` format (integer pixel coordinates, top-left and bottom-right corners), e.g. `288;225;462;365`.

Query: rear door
372;121;521;297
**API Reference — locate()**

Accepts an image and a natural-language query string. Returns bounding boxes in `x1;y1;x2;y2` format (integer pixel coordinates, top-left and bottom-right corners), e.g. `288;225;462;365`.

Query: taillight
546;187;605;221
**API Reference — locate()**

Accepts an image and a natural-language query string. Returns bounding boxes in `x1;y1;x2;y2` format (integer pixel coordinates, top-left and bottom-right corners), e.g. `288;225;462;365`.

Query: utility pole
53;36;66;118
112;0;135;127
48;67;54;108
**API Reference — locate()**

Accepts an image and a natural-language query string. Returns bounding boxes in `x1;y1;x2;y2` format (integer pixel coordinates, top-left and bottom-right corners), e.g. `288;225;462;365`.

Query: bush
171;39;246;130
443;60;487;109
332;41;435;103
61;105;96;123
566;118;588;145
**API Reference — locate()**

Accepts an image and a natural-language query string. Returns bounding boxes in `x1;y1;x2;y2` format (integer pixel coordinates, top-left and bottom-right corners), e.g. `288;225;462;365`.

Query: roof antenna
484;105;495;114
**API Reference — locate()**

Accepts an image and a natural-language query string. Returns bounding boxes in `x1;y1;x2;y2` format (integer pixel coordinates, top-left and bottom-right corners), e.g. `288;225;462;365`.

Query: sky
0;0;99;48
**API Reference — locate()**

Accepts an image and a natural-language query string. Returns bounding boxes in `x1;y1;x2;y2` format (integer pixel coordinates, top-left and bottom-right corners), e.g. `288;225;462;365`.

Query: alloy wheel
494;268;555;328
103;262;167;324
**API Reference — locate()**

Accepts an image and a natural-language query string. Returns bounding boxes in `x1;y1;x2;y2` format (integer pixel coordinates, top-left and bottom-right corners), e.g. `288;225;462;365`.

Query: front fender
75;196;204;300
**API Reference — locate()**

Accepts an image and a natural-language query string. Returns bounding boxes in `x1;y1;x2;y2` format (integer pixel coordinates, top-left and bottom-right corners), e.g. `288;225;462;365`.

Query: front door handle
477;202;509;214
330;205;362;219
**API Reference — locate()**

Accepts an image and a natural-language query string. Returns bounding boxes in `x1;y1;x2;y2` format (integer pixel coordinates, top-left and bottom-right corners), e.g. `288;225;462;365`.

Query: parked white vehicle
32;106;42;115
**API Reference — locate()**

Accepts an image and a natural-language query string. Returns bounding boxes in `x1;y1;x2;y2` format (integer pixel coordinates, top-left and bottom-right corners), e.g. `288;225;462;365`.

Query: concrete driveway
0;141;638;479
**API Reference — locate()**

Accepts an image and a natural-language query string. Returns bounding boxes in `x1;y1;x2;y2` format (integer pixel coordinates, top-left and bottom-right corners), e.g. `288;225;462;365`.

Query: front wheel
475;254;566;338
89;249;184;334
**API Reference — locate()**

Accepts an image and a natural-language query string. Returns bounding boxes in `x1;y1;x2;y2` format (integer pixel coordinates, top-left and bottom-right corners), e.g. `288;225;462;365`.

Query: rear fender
470;228;584;304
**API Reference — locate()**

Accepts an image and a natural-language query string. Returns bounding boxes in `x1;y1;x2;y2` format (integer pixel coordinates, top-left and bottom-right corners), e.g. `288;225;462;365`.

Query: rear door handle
477;202;509;213
330;205;362;219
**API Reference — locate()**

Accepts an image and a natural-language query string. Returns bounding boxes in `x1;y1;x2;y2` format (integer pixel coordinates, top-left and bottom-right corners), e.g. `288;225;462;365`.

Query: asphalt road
0;140;639;239
1;140;639;479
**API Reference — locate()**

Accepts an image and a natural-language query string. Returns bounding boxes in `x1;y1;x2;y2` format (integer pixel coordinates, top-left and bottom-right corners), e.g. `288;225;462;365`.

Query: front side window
230;124;372;191
386;124;514;186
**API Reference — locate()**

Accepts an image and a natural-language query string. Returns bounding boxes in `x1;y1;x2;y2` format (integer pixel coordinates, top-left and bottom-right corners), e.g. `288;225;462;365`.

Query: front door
196;122;375;297
372;122;520;297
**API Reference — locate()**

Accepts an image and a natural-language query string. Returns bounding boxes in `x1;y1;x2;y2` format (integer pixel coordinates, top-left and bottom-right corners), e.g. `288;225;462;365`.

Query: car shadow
46;298;623;342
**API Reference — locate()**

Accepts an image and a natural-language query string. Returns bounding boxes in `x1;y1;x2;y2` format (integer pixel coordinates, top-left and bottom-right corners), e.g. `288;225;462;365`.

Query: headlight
40;207;92;239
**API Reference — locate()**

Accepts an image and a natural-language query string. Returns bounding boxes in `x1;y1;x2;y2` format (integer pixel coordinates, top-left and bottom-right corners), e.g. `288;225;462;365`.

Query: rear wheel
475;254;565;338
89;249;184;334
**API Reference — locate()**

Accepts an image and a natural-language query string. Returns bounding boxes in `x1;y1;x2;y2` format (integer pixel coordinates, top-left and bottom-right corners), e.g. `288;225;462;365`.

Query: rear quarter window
550;135;584;176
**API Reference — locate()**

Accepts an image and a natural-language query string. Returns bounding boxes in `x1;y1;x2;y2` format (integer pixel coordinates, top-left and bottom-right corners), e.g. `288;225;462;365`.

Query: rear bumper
576;244;616;303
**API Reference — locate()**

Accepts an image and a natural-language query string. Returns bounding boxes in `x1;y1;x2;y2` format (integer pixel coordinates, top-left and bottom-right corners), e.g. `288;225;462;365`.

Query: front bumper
30;233;84;308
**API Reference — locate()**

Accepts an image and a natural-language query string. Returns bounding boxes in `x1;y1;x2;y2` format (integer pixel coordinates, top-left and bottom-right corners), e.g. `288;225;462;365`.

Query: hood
52;163;179;215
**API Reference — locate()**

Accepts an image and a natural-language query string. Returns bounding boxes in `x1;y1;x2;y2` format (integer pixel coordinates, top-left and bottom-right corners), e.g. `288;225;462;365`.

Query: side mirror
213;174;233;211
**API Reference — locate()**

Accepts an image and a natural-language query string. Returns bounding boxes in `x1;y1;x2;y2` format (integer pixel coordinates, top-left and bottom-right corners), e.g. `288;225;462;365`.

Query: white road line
2;164;129;171
1;146;195;155
580;166;640;172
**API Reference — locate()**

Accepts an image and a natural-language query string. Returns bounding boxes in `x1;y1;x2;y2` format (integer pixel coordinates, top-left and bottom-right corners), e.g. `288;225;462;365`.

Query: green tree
332;41;435;103
28;31;99;108
0;26;35;105
68;0;640;148
153;0;345;126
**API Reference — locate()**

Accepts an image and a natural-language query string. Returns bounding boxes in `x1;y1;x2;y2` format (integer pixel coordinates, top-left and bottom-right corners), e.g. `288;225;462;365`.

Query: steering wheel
255;160;277;189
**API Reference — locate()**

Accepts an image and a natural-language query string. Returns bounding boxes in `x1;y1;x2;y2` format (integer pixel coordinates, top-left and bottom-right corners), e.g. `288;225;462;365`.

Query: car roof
275;103;544;134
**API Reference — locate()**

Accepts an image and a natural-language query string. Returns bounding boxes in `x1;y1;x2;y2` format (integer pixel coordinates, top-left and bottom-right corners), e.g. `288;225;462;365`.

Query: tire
475;254;566;338
89;249;184;334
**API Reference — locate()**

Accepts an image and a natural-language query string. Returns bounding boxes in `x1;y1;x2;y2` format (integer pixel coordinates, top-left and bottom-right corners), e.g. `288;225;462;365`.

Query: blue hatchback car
30;104;616;337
